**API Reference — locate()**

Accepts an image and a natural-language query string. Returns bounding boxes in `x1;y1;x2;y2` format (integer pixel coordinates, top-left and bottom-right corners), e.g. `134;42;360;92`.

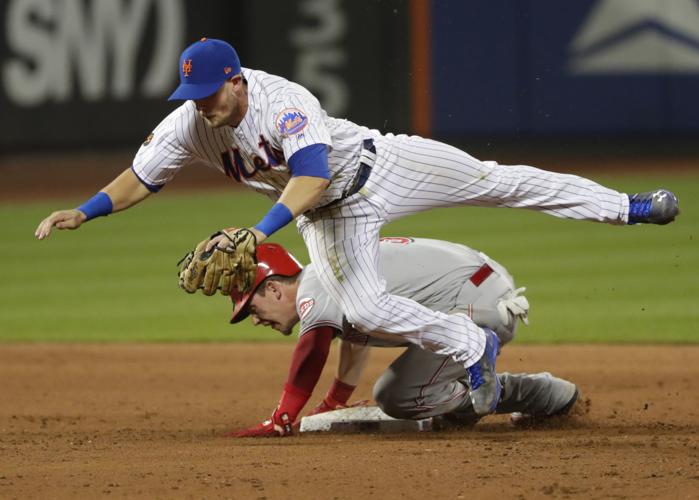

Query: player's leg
439;372;580;427
372;345;471;420
496;372;579;420
372;346;577;424
369;134;629;224
297;201;485;365
297;201;500;414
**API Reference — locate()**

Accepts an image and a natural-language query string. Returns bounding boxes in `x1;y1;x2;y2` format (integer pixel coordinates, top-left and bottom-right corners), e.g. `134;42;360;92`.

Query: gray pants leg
373;346;470;420
496;372;577;416
374;346;576;421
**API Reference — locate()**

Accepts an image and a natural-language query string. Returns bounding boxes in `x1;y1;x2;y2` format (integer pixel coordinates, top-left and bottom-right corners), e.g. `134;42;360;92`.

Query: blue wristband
77;192;113;221
254;203;294;237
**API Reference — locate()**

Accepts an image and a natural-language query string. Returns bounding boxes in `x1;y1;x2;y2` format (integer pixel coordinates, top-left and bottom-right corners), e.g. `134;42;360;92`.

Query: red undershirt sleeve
275;326;336;422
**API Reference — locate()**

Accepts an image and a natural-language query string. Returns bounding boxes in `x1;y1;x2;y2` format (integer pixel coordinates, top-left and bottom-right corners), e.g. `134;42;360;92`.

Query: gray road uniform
296;237;577;420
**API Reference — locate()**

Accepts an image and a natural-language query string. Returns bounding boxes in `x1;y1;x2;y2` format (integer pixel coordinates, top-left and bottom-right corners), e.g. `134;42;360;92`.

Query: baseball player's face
194;76;246;128
247;282;298;336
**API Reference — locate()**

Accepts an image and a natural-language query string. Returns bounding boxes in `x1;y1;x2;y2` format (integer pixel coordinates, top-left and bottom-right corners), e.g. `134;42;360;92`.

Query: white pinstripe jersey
296;238;491;347
132;68;379;208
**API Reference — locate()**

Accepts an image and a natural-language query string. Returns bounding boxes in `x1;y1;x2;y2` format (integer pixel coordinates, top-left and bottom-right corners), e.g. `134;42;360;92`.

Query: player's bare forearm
35;167;151;240
102;168;152;212
277;176;330;218
336;340;370;387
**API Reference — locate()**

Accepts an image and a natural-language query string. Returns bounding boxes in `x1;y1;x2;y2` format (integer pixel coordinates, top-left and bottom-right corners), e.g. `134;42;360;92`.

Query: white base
299;406;433;433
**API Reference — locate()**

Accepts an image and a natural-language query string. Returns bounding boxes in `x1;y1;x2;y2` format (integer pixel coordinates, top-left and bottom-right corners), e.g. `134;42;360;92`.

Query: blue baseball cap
168;38;241;101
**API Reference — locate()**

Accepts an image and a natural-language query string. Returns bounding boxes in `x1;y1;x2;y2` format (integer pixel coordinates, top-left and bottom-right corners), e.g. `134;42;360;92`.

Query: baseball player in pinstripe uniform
227;237;578;437
35;38;678;417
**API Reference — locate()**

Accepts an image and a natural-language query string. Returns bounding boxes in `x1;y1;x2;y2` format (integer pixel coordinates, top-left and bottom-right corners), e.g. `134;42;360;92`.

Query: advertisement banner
431;0;699;136
0;0;410;153
0;0;251;152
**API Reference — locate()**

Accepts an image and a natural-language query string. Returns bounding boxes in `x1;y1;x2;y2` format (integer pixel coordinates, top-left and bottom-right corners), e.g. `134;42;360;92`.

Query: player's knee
372;373;392;406
373;375;412;419
374;393;410;419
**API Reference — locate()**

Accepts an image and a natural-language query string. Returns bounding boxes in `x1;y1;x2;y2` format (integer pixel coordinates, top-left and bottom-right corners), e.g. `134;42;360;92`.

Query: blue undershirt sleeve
287;144;330;179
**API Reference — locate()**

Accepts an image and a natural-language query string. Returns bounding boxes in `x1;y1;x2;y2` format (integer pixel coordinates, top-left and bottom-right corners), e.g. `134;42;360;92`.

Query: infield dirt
1;344;697;499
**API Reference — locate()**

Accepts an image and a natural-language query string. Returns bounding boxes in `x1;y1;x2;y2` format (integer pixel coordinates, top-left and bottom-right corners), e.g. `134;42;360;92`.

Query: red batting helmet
230;243;303;324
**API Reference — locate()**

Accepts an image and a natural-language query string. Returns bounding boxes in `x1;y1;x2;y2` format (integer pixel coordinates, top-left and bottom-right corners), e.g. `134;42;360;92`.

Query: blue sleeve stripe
131;165;164;193
287;144;330;179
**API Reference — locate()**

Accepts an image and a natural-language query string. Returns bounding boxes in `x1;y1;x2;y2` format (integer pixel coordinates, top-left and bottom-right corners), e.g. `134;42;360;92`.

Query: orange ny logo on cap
182;59;193;78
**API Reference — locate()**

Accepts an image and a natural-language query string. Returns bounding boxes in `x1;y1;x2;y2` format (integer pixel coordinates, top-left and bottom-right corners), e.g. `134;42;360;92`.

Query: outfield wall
2;0;699;155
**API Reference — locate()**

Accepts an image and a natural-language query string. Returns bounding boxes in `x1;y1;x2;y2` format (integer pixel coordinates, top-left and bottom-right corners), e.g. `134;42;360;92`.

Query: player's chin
201;115;220;128
213;114;234;128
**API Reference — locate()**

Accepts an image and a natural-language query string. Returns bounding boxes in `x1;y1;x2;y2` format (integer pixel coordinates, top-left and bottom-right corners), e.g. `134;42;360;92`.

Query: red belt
469;263;494;287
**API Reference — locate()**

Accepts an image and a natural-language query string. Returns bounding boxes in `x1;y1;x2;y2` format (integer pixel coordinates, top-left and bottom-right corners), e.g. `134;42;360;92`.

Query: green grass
1;174;697;343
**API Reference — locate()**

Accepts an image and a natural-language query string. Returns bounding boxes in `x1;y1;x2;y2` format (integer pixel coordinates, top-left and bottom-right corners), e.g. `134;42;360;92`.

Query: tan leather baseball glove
178;228;257;296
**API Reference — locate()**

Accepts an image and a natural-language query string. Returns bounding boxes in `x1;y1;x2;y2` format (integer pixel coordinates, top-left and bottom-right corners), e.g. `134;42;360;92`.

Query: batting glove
496;287;530;326
226;409;294;438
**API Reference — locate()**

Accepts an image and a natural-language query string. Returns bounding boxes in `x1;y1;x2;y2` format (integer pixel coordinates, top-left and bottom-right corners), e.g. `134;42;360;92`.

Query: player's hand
305;396;369;417
193;228;258;294
205;227;266;253
226;409;294;438
205;227;239;252
35;209;87;240
496;287;530;326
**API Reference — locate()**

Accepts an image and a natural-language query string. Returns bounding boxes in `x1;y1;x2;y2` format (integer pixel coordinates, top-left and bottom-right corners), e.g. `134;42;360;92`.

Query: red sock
326;378;356;406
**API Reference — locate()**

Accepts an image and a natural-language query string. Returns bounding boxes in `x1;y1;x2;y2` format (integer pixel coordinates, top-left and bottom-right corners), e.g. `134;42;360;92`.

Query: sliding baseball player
227;238;578;437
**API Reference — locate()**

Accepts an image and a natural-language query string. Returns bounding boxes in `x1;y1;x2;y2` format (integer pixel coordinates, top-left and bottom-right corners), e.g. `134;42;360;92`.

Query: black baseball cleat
431;411;481;431
627;189;679;225
510;388;589;427
551;388;579;417
467;328;501;416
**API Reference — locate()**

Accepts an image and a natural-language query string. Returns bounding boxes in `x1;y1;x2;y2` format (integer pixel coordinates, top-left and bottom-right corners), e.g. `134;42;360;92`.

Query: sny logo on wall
569;0;699;74
2;0;185;106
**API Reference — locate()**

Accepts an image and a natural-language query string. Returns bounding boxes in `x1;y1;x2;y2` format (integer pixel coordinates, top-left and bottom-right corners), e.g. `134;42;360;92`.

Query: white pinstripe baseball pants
297;134;628;368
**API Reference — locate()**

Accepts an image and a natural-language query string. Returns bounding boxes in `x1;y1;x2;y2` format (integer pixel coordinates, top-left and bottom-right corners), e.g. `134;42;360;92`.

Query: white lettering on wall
290;0;348;116
3;0;185;106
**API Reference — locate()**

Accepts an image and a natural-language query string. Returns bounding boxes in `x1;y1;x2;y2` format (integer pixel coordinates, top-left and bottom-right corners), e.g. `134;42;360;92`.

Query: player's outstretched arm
276;176;330;222
101;167;153;211
35;168;151;240
34;209;88;240
304;341;370;417
228;327;335;437
336;340;371;387
206;144;330;251
206;175;329;252
200;175;330;289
